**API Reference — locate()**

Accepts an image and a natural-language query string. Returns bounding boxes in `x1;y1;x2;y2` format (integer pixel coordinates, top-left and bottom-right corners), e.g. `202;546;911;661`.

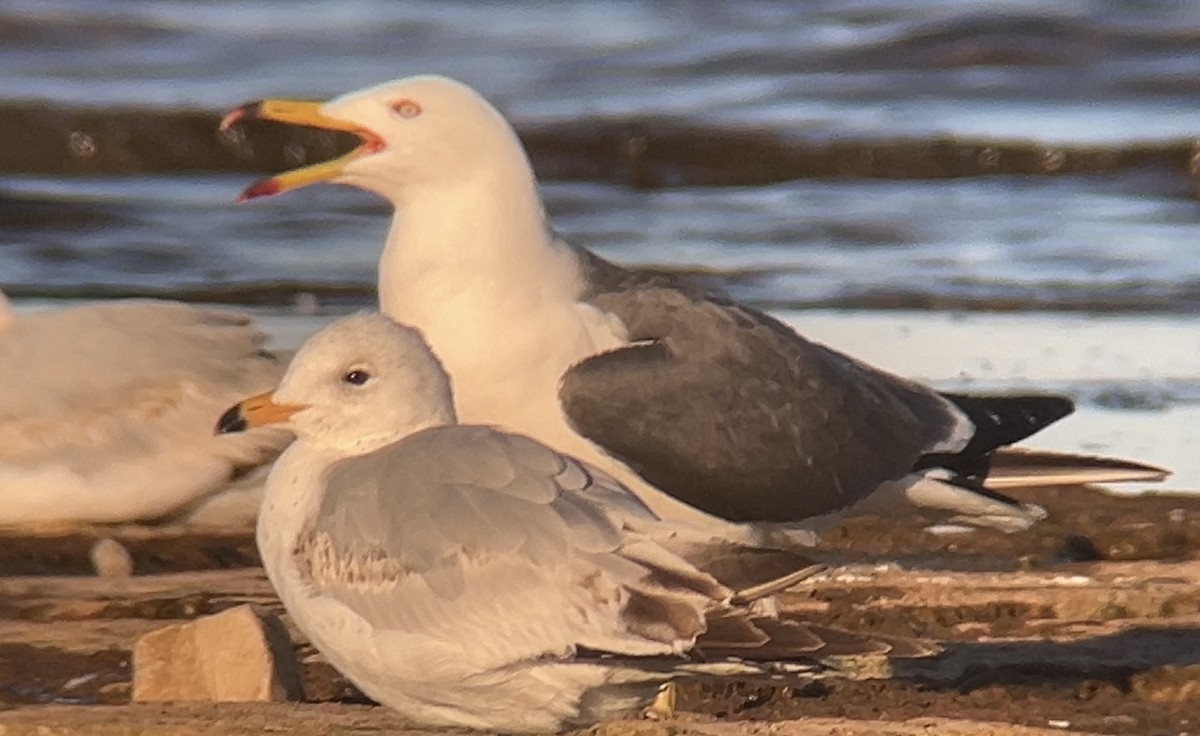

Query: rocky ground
1;484;1199;735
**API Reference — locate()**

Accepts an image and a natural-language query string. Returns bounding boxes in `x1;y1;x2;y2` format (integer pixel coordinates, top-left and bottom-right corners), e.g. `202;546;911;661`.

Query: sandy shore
0;705;1127;736
2;485;1198;733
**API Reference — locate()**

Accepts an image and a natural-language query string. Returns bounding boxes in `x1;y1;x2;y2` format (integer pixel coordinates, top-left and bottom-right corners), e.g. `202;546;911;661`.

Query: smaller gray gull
0;290;288;526
223;76;1168;546
217;312;937;733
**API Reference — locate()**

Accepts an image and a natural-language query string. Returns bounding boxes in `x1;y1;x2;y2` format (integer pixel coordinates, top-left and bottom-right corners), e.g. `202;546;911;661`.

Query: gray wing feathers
561;284;971;523
314;428;639;562
0;300;279;417
299;426;733;663
0;300;287;523
298;426;938;671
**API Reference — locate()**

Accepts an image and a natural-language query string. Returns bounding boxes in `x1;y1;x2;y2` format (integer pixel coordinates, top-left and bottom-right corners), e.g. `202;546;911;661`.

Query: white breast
256;445;388;682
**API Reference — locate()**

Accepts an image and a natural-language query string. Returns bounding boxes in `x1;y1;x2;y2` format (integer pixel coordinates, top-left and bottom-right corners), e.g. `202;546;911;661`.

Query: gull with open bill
222;76;1169;546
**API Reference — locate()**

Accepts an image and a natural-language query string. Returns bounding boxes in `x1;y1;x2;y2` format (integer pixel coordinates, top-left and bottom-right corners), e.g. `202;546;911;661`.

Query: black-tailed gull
216;312;936;732
221;76;1167;544
0;291;289;525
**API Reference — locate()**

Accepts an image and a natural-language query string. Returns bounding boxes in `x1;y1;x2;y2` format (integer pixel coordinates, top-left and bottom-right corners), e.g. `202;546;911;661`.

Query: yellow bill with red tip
220;99;384;202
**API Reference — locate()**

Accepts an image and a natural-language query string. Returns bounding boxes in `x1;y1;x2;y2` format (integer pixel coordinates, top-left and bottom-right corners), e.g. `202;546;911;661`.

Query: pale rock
90;537;134;578
132;604;303;703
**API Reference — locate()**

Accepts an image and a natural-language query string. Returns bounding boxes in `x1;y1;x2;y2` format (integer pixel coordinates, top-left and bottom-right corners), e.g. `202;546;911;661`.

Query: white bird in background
0;290;288;526
217;312;936;733
222;75;1168;546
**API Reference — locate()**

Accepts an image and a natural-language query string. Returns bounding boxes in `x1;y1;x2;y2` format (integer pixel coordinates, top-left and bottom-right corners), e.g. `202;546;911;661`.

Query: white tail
986;447;1171;489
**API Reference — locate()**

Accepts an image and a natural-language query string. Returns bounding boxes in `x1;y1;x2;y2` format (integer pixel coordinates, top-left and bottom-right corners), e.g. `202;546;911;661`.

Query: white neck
257;440;338;573
309;411;455;457
376;150;581;321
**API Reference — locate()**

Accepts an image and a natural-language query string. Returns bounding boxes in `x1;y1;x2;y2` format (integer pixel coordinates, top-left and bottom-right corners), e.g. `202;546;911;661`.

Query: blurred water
1;0;1198;486
5;172;1200;313
3;0;1199;306
5;1;1200;141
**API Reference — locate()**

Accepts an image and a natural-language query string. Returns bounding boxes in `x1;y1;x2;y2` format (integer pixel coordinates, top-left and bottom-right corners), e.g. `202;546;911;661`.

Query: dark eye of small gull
343;369;371;386
392;100;422;118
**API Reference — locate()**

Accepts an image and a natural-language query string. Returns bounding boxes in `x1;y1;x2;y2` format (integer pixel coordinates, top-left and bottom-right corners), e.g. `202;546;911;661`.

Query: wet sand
2;484;1199;733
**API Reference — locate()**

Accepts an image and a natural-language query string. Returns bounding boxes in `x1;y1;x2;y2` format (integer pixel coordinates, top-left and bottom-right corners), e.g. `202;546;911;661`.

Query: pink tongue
219;103;257;131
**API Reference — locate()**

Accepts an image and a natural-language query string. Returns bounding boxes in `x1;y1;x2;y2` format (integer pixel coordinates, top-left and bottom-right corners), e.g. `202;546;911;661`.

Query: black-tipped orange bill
215;391;306;434
219;99;385;202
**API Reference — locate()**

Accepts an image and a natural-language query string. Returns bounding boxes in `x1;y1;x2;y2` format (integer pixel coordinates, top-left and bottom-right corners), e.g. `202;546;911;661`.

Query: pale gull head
222;75;529;204
218;313;454;455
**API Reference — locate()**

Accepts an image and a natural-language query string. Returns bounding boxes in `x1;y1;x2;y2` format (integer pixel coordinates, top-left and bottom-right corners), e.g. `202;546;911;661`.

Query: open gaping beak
220;100;385;202
215;390;307;434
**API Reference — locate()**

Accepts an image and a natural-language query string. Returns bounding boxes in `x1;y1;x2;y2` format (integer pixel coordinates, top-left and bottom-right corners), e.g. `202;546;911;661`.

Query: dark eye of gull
392;99;422;118
343;369;371;386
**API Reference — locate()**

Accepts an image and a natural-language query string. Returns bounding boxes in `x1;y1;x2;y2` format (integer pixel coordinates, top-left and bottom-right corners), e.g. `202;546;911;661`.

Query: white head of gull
258;312;455;455
217;312;936;733
223;77;1168;545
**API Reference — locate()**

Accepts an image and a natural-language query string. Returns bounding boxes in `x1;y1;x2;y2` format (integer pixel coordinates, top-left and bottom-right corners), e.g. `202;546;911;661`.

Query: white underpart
377;177;623;445
258;442;381;695
867;472;1045;533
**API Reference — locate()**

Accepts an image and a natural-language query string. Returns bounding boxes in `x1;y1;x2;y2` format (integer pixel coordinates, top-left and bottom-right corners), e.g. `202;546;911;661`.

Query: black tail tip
938;392;1077;464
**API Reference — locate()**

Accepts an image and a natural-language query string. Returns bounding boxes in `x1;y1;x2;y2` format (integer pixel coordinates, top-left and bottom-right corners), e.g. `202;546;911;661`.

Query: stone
90;537;134;578
132;604;303;703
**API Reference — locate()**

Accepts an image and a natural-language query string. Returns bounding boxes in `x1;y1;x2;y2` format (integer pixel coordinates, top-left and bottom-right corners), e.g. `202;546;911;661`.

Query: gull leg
644;681;677;721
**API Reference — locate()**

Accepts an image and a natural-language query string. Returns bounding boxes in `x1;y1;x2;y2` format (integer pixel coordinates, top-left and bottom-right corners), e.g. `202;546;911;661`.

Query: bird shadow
890;624;1200;692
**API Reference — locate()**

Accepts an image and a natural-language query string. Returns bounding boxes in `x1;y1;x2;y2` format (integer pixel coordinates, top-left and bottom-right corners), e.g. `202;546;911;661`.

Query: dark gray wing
562;248;973;523
564;248;1074;523
294;425;757;670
